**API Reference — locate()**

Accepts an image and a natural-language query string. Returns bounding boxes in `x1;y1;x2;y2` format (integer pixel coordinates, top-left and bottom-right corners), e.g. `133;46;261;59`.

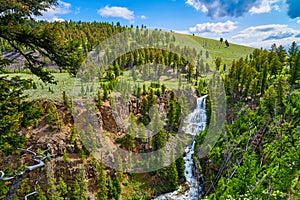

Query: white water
155;96;207;200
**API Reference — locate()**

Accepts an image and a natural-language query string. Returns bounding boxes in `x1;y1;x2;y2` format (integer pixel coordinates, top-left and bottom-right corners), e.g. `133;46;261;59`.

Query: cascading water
155;95;207;200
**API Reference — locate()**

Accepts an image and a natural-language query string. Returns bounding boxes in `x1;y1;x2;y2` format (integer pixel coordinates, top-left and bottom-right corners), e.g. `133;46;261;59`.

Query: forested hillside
1;0;300;200
195;43;300;199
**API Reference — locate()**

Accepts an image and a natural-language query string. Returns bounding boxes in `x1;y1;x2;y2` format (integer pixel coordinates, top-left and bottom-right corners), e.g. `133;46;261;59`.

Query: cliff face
0;93;173;199
99;93;171;134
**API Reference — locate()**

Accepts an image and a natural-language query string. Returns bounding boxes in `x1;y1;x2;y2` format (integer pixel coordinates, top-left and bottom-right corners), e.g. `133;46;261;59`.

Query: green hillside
189;35;254;65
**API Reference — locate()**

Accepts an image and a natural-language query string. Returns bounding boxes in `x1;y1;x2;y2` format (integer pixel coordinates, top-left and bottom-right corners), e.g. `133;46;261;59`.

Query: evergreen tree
114;62;121;77
215;57;222;71
47;176;61;200
72;169;88;200
175;143;185;179
147;88;156;108
74;139;79;153
72;180;81;200
114;176;122;198
58;177;68;197
70;124;77;143
290;51;300;84
96;163;108;200
270;54;281;78
36;185;47;200
225;40;230;47
62;91;71;111
276;45;286;64
167;160;179;190
96;89;102;107
140;97;149;116
153;129;167;151
107;176;117;200
47;102;63;130
103;85;108;101
0;0;84;83
132;66;138;81
187;64;194;83
161;84;166;94
63;150;70;163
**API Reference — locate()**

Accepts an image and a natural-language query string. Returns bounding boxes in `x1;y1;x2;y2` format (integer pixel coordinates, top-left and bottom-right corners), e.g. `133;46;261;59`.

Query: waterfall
155;95;207;200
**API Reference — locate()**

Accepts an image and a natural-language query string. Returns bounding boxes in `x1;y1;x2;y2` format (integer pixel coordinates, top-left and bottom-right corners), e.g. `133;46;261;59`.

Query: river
155;95;207;200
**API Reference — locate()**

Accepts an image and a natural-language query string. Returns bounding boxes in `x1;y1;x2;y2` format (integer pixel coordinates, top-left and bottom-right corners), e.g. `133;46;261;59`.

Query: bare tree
0;145;55;200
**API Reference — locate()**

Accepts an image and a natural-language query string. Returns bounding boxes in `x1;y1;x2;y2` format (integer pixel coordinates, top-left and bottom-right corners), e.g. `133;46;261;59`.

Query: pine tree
72;169;88;200
140;97;148;116
161;84;166;94
47;102;63;130
167;161;179;190
96;90;102;107
225;40;230;47
0;0;84;83
62;91;71;111
74;139;79;153
270;54;282;78
123;134;135;151
58;177;68;197
72;180;81;200
107;176;117;200
70;124;77;143
187;64;194;83
47;176;61;200
96;163;108;200
215;57;222;71
114;62;121;77
114;176;122;198
132;66;138;81
290;51;300;84
153;129;167;151
63;150;70;163
142;84;147;95
103;85;108;101
147;88;156;108
150;107;163;137
175;143;185;179
36;185;47;200
276;45;286;64
167;100;176;130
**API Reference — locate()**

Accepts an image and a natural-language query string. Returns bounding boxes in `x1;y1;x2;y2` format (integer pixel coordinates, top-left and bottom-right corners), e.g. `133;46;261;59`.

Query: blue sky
38;0;300;48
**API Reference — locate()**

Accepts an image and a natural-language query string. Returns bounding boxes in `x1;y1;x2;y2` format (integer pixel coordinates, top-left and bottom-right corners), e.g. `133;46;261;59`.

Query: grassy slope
6;73;77;99
189;35;254;65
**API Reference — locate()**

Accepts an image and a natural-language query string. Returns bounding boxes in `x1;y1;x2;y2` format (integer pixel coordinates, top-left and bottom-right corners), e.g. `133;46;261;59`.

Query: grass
6;73;77;100
189;35;254;66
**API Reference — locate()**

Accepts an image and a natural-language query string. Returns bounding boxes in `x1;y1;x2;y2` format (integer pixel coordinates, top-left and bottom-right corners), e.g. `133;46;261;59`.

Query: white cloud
232;24;300;48
36;0;71;21
141;15;147;20
174;30;190;35
297;19;300;24
189;20;238;35
249;0;280;14
52;17;65;22
186;0;208;13
98;6;134;23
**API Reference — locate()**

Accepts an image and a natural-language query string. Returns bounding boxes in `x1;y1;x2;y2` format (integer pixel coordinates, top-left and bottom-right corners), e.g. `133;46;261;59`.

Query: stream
155;95;207;200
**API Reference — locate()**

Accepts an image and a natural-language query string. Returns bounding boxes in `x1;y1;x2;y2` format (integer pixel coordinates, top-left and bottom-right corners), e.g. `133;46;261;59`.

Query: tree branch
0;144;55;200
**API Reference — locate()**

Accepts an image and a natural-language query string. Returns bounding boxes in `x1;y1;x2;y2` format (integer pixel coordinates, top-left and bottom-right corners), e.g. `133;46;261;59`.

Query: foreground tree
0;0;84;82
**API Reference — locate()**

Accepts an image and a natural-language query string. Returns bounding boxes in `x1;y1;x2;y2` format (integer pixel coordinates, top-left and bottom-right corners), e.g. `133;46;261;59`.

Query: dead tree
0;145;55;200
